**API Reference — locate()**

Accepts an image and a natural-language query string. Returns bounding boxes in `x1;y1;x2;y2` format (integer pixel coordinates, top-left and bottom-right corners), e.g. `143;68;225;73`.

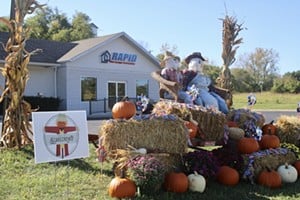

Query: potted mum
126;155;166;195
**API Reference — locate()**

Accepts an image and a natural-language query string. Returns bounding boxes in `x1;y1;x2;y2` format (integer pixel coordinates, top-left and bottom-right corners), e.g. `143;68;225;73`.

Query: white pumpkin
277;163;298;183
187;171;206;193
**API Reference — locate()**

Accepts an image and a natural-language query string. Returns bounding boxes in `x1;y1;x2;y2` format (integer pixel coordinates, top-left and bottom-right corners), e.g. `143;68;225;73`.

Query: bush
0;96;61;114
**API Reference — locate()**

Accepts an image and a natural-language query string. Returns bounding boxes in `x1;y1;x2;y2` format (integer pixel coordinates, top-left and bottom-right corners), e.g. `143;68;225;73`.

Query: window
136;80;149;97
81;77;97;101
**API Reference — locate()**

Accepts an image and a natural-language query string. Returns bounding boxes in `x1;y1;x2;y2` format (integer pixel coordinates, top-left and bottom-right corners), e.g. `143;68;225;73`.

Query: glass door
108;81;126;109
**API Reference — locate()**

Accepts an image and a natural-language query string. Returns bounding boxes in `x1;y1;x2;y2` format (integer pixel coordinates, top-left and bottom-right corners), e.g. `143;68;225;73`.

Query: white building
0;32;160;114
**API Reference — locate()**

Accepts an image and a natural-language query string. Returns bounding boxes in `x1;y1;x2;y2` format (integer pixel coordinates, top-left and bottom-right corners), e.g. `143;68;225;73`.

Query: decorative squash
185;121;198;139
293;160;300;176
217;166;239;186
257;168;282;188
260;134;280;149
277;163;298;183
262;120;277;135
228;127;245;140
108;173;137;198
112;97;136;119
237;137;260;154
164;172;189;193
187;171;206;193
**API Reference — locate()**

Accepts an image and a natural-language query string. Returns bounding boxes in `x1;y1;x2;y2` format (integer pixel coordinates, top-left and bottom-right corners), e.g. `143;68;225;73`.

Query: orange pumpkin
262;120;277;135
293;160;300;176
112;98;136;119
227;121;239;128
164;172;188;193
237;137;260;154
260;134;280;149
257;168;282;188
217;166;239;186
184;121;198;139
108;175;136;198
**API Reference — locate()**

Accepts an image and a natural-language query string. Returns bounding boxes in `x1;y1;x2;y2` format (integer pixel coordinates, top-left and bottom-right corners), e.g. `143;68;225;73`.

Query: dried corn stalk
216;15;243;90
0;0;43;148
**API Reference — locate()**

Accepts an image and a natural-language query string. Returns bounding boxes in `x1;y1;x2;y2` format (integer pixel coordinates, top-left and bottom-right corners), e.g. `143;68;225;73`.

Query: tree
238;48;279;91
0;0;43;148
272;70;300;93
216;15;243;90
0;17;10;32
24;6;95;42
70;12;94;41
231;68;256;92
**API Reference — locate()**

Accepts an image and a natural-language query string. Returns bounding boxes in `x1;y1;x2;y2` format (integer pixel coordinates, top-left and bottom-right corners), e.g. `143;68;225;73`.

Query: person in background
247;93;257;110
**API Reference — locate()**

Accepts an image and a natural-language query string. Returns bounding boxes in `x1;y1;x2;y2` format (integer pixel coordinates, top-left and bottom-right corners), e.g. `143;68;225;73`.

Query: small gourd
164;172;189;193
217;166;239;186
184;121;198;139
262;120;277;135
187;171;206;193
108;171;137;198
257;168;282;188
260;134;280;149
277;163;298;183
228;127;245;140
293;160;300;176
112;97;136;119
237;137;260;154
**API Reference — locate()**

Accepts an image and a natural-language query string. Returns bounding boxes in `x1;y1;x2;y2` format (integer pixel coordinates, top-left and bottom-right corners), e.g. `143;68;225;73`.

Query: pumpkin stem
121;96;129;101
120;169;125;178
270;120;274;125
285;162;289;169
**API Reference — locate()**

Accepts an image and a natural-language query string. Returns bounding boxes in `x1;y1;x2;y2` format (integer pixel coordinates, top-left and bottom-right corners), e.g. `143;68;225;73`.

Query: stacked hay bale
152;100;227;142
99;114;188;174
242;148;297;183
276;115;300;147
227;108;265;128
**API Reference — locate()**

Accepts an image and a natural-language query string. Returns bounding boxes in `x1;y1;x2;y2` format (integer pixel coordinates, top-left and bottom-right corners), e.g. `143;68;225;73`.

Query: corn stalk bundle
276;115;300;147
216;15;243;90
0;0;43;148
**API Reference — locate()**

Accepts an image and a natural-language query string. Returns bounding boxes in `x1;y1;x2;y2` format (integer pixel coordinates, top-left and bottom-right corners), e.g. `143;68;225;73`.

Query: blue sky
1;0;299;74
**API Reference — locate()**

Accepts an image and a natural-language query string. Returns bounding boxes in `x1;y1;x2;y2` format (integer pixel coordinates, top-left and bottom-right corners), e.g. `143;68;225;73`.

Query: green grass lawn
1;144;300;200
232;92;299;110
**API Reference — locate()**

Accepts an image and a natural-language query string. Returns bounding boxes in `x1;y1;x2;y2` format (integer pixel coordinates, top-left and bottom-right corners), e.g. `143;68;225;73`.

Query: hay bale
242;148;297;183
99;114;188;156
276;115;300;146
152;100;226;141
227;109;265;127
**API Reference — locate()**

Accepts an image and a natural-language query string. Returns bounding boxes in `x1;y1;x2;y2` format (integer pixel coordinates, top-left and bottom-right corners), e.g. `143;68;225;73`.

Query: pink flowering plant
126;155;166;194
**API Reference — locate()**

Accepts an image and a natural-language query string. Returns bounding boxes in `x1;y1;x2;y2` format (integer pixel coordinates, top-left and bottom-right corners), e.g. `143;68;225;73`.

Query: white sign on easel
32;110;89;164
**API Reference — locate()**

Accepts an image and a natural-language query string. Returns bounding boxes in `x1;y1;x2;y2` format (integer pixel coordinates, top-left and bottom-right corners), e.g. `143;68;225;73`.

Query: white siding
25;66;56;97
64;37;160;112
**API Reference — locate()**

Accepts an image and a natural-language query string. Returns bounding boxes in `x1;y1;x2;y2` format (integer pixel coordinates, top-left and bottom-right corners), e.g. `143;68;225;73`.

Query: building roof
0;32;77;64
0;31;160;67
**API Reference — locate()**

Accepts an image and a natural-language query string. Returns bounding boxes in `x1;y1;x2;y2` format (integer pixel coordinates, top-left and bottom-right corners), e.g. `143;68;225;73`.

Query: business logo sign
33;111;89;164
100;50;137;65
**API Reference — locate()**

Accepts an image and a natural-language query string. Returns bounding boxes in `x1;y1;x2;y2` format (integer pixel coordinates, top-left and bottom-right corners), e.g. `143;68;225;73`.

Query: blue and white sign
100;50;137;65
33;110;89;164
